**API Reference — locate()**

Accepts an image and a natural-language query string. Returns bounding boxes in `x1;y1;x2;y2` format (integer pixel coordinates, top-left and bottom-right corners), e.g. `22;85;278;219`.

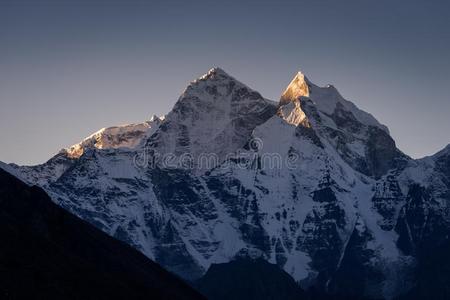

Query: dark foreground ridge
0;168;204;300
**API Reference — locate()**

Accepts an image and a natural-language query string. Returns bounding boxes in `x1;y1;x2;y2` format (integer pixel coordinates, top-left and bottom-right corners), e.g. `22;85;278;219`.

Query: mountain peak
148;67;277;170
208;67;228;75
66;121;160;159
279;70;390;134
149;114;164;123
280;71;310;106
184;67;237;93
197;67;233;82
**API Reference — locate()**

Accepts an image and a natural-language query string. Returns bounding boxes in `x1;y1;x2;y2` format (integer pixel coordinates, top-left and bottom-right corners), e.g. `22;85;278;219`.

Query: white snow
66;116;162;158
5;67;449;299
281;71;389;133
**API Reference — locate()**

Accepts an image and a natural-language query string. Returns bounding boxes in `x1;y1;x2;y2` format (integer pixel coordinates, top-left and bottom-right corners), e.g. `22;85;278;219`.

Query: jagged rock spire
280;71;310;106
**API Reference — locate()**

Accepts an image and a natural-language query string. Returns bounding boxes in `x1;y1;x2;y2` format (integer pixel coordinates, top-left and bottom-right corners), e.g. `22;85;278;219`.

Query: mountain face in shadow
195;258;308;300
397;238;450;300
0;168;204;300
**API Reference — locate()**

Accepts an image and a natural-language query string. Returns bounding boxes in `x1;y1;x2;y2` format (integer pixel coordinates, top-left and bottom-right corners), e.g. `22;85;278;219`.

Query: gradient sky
1;0;450;165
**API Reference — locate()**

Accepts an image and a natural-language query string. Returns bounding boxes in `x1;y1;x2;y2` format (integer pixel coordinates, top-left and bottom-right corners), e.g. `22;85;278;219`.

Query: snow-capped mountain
67;115;163;159
9;116;163;187
146;68;277;171
4;68;450;299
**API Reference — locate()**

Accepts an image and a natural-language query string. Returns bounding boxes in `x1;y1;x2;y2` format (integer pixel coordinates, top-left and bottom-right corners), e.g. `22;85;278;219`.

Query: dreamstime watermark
133;138;300;171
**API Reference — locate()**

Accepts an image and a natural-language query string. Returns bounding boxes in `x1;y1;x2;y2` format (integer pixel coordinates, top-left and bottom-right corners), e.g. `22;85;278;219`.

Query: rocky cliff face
5;68;450;299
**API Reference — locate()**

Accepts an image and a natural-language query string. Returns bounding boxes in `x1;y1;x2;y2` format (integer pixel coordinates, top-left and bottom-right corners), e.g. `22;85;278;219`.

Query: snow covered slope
4;68;450;299
67;116;163;158
279;72;407;178
8;116;163;187
146;68;277;171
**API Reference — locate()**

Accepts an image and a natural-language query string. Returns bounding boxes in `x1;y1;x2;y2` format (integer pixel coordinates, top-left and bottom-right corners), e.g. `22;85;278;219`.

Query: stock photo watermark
133;138;300;171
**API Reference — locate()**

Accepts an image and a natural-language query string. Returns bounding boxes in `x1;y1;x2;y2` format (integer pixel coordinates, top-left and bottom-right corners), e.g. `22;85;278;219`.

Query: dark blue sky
1;0;450;164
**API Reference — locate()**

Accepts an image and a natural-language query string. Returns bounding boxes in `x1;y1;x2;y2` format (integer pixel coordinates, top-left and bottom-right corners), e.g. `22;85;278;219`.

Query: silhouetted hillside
0;168;204;300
